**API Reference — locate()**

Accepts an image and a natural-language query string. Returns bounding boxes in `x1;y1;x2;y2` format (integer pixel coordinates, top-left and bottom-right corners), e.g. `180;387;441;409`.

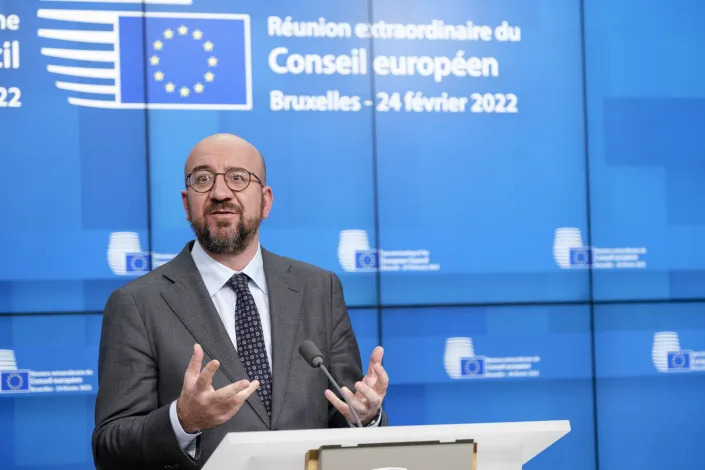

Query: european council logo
355;250;379;270
37;10;252;110
338;230;373;272
108;232;146;276
667;351;692;370
1;370;30;393
569;247;592;267
652;332;705;373
553;227;587;269
460;357;486;377
126;252;151;273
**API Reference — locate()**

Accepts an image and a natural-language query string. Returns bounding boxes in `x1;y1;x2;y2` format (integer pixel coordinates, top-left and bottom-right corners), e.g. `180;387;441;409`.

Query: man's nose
210;173;233;200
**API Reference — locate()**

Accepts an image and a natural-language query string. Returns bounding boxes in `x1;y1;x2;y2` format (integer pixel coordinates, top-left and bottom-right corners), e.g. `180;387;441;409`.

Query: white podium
203;420;570;470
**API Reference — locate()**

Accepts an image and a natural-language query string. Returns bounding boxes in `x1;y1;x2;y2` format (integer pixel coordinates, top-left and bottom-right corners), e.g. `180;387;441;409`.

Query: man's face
181;137;272;255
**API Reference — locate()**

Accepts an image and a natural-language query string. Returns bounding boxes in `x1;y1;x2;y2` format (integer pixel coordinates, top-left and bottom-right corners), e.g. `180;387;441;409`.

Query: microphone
299;340;363;428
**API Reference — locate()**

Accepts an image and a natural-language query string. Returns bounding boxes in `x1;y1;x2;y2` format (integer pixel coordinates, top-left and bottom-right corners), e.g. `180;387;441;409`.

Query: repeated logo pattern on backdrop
337;230;439;273
553;227;647;270
651;331;705;373
443;337;541;380
0;349;95;395
107;232;174;275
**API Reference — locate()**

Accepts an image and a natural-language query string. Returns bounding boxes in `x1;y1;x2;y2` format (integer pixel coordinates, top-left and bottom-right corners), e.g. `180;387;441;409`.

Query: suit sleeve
326;272;388;428
92;288;199;470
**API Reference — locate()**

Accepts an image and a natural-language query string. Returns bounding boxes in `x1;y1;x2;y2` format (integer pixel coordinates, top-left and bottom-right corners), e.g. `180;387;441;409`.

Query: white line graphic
56;82;117;94
48;65;117;79
38;29;116;43
41;48;116;62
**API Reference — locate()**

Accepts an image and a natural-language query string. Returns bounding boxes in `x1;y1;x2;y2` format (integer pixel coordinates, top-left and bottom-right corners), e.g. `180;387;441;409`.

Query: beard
189;198;263;256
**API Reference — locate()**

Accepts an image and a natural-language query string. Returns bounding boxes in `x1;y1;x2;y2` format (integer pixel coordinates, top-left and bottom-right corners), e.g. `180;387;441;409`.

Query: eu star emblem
119;15;251;108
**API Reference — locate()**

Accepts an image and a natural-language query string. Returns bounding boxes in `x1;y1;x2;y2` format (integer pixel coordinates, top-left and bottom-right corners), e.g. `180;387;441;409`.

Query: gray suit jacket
93;242;386;469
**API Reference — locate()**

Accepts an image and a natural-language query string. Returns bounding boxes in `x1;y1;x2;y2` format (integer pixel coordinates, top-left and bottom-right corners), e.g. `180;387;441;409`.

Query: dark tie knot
227;273;250;293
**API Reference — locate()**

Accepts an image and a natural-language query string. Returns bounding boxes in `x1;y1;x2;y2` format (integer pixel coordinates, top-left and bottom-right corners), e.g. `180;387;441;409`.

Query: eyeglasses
186;168;264;193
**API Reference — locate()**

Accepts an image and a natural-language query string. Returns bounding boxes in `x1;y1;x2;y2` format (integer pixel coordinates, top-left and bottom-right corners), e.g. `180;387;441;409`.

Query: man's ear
182;190;191;221
261;187;273;219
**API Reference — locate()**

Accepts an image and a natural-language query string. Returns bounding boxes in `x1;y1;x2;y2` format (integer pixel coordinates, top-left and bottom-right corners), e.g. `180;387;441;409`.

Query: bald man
92;134;388;470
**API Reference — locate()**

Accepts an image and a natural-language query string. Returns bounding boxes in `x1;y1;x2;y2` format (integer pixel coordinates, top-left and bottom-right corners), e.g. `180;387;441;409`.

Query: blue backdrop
1;0;704;468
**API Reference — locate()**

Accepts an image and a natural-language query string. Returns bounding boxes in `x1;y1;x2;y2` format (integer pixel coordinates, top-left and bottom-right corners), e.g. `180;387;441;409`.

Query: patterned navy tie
227;273;272;417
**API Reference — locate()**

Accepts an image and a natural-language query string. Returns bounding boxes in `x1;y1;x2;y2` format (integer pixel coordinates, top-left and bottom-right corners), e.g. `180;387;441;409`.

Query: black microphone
299;340;363;428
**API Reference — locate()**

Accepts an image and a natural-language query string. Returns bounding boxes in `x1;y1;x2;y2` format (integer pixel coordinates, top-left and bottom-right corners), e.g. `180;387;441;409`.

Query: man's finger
362;370;377;390
325;389;353;422
195;359;220;390
215;379;254;401
366;346;384;377
340;386;368;415
229;380;261;406
218;381;261;422
373;363;389;395
354;381;381;409
185;344;204;382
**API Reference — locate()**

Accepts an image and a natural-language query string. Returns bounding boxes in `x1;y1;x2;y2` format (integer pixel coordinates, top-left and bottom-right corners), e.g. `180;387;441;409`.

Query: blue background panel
381;305;595;470
0;395;96;470
0;313;102;470
584;0;705;301
348;308;380;366
373;0;589;305
594;302;705;470
386;381;595;470
0;0;151;314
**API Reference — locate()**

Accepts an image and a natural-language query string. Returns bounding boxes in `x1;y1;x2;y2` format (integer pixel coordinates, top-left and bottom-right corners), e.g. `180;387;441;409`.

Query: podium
203;420;570;470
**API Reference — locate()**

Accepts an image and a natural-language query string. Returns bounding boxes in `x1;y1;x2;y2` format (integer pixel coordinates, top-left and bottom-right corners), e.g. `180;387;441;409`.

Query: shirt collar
190;240;268;297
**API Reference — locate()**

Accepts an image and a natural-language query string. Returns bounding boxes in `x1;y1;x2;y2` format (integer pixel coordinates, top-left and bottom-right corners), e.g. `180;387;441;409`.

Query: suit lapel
263;249;304;428
160;243;271;427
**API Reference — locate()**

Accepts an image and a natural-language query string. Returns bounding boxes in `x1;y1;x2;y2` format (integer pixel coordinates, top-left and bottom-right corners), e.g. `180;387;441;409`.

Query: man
93;134;389;469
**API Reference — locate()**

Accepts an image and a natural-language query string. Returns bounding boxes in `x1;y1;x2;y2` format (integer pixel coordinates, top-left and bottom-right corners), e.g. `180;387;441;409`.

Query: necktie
227;273;272;417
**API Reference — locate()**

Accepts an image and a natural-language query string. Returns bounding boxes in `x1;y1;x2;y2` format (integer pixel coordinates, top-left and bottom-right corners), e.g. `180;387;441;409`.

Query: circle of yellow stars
149;25;218;98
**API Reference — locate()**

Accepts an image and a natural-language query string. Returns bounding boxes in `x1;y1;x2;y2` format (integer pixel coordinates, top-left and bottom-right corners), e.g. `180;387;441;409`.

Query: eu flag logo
355;250;379;270
668;351;692;370
570;247;592;267
120;14;251;109
1;371;30;392
125;253;151;273
460;357;485;377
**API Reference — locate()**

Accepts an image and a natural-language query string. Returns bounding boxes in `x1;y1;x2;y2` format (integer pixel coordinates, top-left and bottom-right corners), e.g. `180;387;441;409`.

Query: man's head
182;133;272;256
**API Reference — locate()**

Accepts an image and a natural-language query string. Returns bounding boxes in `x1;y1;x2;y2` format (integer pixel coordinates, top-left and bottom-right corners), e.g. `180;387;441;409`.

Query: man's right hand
177;343;260;433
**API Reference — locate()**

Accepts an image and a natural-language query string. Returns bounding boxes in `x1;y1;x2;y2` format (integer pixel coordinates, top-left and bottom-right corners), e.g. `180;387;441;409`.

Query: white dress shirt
169;240;270;450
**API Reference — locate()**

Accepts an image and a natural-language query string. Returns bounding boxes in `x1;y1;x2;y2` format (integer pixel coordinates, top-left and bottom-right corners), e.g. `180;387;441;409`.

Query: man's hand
325;346;389;425
177;344;260;433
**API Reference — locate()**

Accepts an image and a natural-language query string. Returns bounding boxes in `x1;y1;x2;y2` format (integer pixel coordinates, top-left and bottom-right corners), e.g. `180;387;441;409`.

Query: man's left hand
325;346;389;425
